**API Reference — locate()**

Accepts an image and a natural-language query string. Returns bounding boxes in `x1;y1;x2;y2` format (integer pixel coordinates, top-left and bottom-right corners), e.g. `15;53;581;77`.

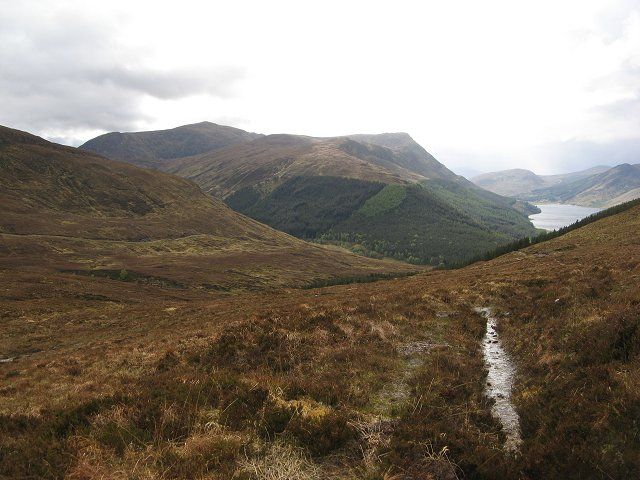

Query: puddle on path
476;307;522;452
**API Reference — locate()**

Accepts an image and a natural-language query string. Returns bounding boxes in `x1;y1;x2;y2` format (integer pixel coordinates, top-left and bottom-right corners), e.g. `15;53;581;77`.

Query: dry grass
0;126;417;294
1;205;639;479
238;441;322;480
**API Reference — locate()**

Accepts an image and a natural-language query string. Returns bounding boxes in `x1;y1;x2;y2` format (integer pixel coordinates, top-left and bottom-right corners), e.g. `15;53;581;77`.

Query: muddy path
476;307;522;452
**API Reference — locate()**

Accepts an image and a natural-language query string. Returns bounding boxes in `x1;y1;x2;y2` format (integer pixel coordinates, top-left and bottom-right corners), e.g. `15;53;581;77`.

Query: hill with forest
0;125;414;290
2;169;639;479
85;125;539;266
473;164;640;207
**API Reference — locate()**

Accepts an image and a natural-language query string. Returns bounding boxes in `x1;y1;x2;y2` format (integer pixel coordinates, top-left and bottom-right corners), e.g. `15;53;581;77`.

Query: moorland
1;125;639;479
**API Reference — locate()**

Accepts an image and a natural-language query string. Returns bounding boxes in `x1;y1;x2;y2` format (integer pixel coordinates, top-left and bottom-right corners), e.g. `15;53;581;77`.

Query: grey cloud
534;138;640;172
88;66;245;100
585;58;640;161
0;3;243;137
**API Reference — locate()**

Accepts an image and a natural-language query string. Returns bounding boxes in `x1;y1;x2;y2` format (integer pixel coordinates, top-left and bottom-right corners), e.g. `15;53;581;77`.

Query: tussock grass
2;203;640;478
239;441;322;480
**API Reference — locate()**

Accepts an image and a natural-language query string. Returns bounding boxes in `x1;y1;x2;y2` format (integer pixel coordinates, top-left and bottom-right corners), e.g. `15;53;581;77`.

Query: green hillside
425;179;538;237
225;176;384;238
325;183;531;265
226;176;537;266
358;184;407;217
85;124;539;266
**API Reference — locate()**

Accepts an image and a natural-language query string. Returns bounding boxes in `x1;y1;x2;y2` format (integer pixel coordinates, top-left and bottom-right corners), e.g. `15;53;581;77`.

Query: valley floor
1;206;640;479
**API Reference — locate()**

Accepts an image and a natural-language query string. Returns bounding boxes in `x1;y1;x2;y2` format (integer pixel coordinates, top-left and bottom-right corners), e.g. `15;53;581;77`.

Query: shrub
196;320;310;373
118;269;130;281
286;407;355;456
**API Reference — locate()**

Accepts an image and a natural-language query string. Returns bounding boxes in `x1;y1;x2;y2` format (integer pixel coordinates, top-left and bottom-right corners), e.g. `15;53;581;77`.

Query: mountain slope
163;132;537;265
528;163;640;207
80;121;262;169
608;186;640;205
85;125;538;266
1;125;263;241
0;125;414;290
161;133;438;198
323;180;537;263
472;165;611;197
543;164;611;184
472;164;640;207
346;132;460;181
472;168;549;197
3;186;639;479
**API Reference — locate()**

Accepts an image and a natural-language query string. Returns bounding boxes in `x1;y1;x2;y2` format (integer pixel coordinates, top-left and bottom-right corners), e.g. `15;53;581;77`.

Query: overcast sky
1;0;639;176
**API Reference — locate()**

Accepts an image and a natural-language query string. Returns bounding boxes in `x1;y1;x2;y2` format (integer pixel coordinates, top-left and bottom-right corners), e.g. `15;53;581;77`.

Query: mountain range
473;164;640;207
82;122;539;265
80;121;262;169
0;125;413;290
3;140;639;478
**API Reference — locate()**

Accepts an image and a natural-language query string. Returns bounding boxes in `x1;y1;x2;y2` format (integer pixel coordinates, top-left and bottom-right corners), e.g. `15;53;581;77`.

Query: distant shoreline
529;203;602;231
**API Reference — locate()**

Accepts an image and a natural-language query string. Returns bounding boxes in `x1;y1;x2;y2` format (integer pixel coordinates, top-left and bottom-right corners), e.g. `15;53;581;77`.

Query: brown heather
1;126;639;479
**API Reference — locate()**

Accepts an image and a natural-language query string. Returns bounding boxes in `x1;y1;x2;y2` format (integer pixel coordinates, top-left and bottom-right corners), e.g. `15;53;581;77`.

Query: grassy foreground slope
466;203;640;479
1;187;638;478
174;132;539;265
0;125;415;291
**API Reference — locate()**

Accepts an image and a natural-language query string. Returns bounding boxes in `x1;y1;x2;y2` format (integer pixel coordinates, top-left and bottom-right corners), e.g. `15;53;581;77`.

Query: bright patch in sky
1;0;638;175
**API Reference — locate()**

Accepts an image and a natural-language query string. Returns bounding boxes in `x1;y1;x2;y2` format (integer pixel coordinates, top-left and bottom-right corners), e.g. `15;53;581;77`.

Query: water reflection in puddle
476;307;522;452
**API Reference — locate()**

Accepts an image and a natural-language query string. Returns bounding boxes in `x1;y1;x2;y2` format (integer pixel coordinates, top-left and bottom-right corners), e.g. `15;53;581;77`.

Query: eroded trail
476;307;522;452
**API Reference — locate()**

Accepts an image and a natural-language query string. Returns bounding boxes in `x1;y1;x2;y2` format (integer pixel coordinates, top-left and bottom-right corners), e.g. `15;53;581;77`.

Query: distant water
529;203;601;231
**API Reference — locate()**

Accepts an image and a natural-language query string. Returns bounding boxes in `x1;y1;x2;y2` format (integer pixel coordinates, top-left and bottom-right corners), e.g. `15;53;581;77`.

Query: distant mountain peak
347;132;417;150
474;163;640;207
367;131;414;141
0;124;55;148
81;122;263;168
611;162;636;171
